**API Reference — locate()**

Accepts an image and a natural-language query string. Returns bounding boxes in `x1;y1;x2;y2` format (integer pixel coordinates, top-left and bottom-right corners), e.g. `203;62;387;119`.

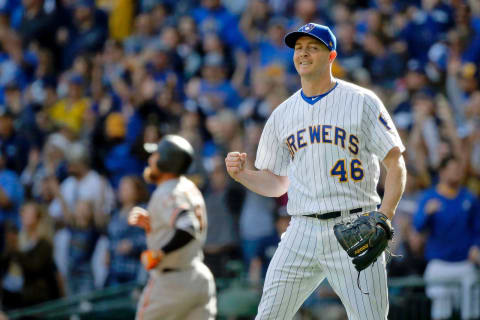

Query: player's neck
301;74;335;97
156;173;179;185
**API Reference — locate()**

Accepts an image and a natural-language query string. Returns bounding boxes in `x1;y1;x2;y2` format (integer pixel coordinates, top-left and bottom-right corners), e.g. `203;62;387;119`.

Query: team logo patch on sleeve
378;113;391;130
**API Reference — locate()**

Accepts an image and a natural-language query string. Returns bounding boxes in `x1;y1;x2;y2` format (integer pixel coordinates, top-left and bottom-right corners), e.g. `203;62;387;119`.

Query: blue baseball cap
68;73;84;85
74;0;95;8
407;59;426;74
284;23;336;51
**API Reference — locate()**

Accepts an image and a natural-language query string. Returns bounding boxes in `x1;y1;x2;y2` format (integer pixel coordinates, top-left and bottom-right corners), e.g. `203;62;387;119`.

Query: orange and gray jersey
146;176;207;270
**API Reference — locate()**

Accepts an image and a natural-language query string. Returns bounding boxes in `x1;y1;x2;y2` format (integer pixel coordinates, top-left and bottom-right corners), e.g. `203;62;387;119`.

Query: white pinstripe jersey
255;79;405;215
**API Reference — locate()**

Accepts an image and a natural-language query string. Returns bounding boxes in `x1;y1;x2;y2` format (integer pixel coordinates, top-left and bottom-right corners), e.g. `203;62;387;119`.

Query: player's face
293;36;332;78
145;152;162;183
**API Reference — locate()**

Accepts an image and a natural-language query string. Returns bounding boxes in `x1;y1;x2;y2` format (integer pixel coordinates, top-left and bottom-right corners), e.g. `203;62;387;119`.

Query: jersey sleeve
166;191;204;231
147;191;169;226
363;92;405;160
254;111;290;176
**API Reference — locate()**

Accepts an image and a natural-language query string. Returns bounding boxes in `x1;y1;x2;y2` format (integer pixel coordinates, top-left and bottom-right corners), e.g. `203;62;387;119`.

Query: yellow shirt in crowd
48;98;90;134
96;0;134;40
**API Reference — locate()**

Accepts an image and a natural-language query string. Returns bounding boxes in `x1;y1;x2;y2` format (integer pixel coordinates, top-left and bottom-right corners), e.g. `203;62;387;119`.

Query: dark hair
124;175;150;204
438;154;458;171
4;220;19;234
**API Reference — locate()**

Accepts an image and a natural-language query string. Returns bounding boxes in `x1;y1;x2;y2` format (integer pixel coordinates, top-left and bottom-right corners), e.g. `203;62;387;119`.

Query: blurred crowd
0;0;479;317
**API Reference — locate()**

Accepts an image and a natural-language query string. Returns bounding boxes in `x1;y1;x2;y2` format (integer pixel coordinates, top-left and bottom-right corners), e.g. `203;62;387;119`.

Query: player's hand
128;206;151;232
425;199;442;215
225;152;247;181
141;249;164;270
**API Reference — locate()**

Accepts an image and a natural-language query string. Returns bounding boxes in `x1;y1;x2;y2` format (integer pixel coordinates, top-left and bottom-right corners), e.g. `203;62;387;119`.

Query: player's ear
329;50;337;63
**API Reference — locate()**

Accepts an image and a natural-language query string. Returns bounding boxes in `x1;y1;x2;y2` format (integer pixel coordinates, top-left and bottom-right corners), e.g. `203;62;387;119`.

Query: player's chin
296;67;313;77
143;167;159;184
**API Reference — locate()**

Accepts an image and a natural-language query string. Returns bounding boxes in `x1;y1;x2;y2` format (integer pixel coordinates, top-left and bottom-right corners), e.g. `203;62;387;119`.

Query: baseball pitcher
225;23;406;320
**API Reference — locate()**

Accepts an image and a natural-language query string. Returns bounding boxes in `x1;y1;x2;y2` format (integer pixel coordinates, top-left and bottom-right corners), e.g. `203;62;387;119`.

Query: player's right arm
225;152;289;197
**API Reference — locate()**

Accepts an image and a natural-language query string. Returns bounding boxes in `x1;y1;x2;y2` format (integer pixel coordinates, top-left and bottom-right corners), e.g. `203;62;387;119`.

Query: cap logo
329;41;333;47
302;23;315;32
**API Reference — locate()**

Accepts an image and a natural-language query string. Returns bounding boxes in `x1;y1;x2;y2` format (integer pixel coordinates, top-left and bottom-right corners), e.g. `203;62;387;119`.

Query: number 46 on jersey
330;159;364;182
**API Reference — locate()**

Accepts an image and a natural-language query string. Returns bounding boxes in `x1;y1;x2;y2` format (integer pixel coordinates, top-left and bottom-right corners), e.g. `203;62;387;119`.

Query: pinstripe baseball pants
256;213;388;320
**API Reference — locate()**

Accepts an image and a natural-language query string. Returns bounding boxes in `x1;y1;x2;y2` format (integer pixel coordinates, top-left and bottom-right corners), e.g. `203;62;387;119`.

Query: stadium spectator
18;0;58;51
393;59;431;116
0;30;37;91
0;202;62;309
205;109;243;157
254;17;293;72
239;0;273;44
290;0;323;29
192;0;249;51
237;120;278;283
176;16;203;79
101;113;144;189
464;91;480;194
204;156;240;278
3;79;44;148
106;176;148;285
124;13;155;56
363;31;404;89
65;200;100;295
237;69;276;123
0;148;24;232
146;2;173;34
48;73;91;138
20;133;69;200
0;222;23;310
198;53;243;113
389;169;428;278
100;39;127;89
57;0;108;69
335;22;365;79
48;142;114;289
398;0;454;64
0;107;30;174
413;155;480;320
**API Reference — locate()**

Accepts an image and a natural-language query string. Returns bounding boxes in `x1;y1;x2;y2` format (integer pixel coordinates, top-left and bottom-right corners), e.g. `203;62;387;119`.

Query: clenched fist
128;206;151;233
225;152;247;181
141;249;164;270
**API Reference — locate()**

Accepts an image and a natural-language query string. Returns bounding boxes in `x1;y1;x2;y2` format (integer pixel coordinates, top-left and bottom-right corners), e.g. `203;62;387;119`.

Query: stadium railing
6;276;480;320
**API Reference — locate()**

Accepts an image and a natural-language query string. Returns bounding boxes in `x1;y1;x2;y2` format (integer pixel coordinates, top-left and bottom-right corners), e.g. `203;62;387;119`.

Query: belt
304;207;363;220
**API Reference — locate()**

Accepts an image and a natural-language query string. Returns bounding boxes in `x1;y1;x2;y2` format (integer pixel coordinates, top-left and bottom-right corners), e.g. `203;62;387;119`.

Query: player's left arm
363;91;406;220
141;208;201;270
141;227;194;270
379;147;407;220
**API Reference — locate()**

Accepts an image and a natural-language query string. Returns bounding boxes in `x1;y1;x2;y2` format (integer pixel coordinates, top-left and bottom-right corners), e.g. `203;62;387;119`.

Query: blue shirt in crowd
413;187;480;262
192;5;250;52
0;168;24;228
107;208;146;283
69;227;100;275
